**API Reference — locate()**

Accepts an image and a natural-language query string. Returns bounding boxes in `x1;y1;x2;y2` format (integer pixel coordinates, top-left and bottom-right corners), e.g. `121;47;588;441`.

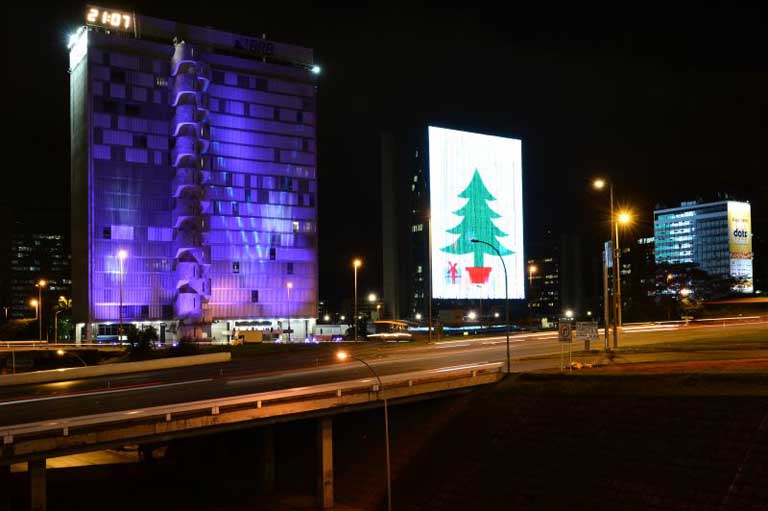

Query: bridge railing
1;362;503;446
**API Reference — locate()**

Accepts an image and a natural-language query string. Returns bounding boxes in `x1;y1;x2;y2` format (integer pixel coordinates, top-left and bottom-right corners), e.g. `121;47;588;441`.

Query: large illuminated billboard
727;201;753;293
429;126;524;300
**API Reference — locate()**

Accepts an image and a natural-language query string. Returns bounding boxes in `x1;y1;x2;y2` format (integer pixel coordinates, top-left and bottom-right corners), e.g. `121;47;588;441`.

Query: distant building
68;10;319;342
654;200;753;293
7;222;71;333
614;236;656;321
381;129;431;320
527;231;589;325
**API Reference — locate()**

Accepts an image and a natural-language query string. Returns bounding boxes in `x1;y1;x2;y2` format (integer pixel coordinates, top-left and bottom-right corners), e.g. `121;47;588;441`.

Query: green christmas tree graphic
441;169;514;269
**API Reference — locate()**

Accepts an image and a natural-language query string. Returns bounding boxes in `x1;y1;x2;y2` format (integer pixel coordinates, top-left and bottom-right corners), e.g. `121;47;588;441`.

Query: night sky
4;5;767;308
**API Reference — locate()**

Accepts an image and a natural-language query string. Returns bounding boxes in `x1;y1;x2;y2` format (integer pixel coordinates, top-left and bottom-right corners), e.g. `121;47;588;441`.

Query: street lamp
118;250;128;341
56;348;87;367
592;179;633;349
471;238;511;373
564;309;574;319
336;350;392;511
415;313;422;321
528;264;538;287
352;258;362;341
35;279;46;341
30;299;39;320
286;281;293;342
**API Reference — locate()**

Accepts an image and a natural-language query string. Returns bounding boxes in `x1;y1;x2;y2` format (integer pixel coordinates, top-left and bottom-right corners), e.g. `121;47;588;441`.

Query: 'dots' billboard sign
428;127;524;300
727;201;753;293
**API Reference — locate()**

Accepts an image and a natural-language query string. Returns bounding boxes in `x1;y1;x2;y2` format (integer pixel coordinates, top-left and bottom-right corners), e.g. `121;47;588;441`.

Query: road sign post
575;321;599;351
558;323;572;371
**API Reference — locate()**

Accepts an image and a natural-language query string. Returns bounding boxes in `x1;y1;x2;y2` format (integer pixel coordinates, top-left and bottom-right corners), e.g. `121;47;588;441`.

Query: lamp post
592;179;632;349
286;281;293;342
35;279;46;341
336;350;391;511
30;299;39;321
55;309;63;342
353;259;362;341
470;239;510;373
118;250;128;341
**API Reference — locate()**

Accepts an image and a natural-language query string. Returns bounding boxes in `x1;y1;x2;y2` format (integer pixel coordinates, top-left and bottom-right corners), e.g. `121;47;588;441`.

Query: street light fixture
30;299;39;320
118;250;128;341
471;238;511;373
56;348;87;367
35;279;46;341
336;350;392;511
528;264;538;287
352;259;362;341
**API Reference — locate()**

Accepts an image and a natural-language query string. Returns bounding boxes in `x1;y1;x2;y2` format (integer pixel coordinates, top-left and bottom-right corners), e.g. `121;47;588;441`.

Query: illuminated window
292;221;299;233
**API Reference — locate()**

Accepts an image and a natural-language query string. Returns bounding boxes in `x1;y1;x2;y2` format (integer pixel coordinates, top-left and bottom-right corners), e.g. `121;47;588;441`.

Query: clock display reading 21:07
86;6;134;31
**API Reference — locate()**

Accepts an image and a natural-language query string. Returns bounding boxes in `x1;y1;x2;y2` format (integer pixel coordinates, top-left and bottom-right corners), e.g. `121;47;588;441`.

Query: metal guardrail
1;362;503;446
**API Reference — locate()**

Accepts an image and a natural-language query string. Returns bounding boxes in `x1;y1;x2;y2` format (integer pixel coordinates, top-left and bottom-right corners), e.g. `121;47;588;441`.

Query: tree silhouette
441;169;513;267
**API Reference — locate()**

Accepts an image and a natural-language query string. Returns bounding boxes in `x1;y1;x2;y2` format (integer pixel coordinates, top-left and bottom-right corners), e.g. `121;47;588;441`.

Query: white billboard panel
429;126;524;300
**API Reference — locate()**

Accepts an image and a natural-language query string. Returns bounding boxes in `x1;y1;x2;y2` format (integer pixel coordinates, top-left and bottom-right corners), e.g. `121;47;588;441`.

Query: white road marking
0;378;213;406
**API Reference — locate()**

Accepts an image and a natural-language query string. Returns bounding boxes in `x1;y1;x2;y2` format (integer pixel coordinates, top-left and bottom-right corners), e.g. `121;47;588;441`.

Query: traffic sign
574;321;599;341
558;323;572;343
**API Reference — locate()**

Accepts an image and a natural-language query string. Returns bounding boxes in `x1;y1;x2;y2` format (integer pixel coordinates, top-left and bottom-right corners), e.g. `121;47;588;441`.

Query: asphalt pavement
1;318;765;428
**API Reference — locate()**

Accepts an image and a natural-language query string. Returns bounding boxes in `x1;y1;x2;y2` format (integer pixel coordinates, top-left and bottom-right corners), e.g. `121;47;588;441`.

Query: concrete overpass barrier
0;352;231;387
1;362;503;464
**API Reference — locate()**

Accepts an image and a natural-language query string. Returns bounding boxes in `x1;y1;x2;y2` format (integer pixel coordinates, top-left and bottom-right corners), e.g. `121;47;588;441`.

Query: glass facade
70;16;318;341
654;200;753;292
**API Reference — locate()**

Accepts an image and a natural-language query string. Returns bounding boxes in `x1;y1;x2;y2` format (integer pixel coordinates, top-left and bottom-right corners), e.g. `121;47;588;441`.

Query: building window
111;69;126;83
269;247;276;260
292;221;300;233
233;261;240;274
251;290;259;303
125;104;141;117
103;226;111;239
287;262;294;275
232;202;239;216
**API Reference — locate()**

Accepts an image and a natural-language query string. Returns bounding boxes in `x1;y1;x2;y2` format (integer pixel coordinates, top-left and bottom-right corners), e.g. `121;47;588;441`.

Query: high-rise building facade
69;9;318;342
8;227;71;322
654;200;753;293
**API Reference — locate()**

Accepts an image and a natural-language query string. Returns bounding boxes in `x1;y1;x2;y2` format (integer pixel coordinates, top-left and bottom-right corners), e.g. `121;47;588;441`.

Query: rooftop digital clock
85;6;135;32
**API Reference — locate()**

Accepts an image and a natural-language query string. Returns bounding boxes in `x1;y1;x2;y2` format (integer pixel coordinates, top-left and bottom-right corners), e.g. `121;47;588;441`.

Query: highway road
1;317;765;428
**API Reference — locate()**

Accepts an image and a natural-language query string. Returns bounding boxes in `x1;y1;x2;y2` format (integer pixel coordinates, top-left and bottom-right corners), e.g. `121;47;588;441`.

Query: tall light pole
353;259;362;341
593;178;632;349
55;309;63;342
336;350;391;511
471;239;510;373
30;299;39;321
118;250;128;341
35;279;46;341
286;281;293;342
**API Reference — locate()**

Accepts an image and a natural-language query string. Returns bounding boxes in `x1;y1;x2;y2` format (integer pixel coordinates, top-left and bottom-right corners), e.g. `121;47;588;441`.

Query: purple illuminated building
69;10;318;342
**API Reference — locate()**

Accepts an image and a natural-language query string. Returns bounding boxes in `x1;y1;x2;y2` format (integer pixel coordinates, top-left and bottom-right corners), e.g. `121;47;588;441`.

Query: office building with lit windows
69;10;319;342
654;200;753;293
